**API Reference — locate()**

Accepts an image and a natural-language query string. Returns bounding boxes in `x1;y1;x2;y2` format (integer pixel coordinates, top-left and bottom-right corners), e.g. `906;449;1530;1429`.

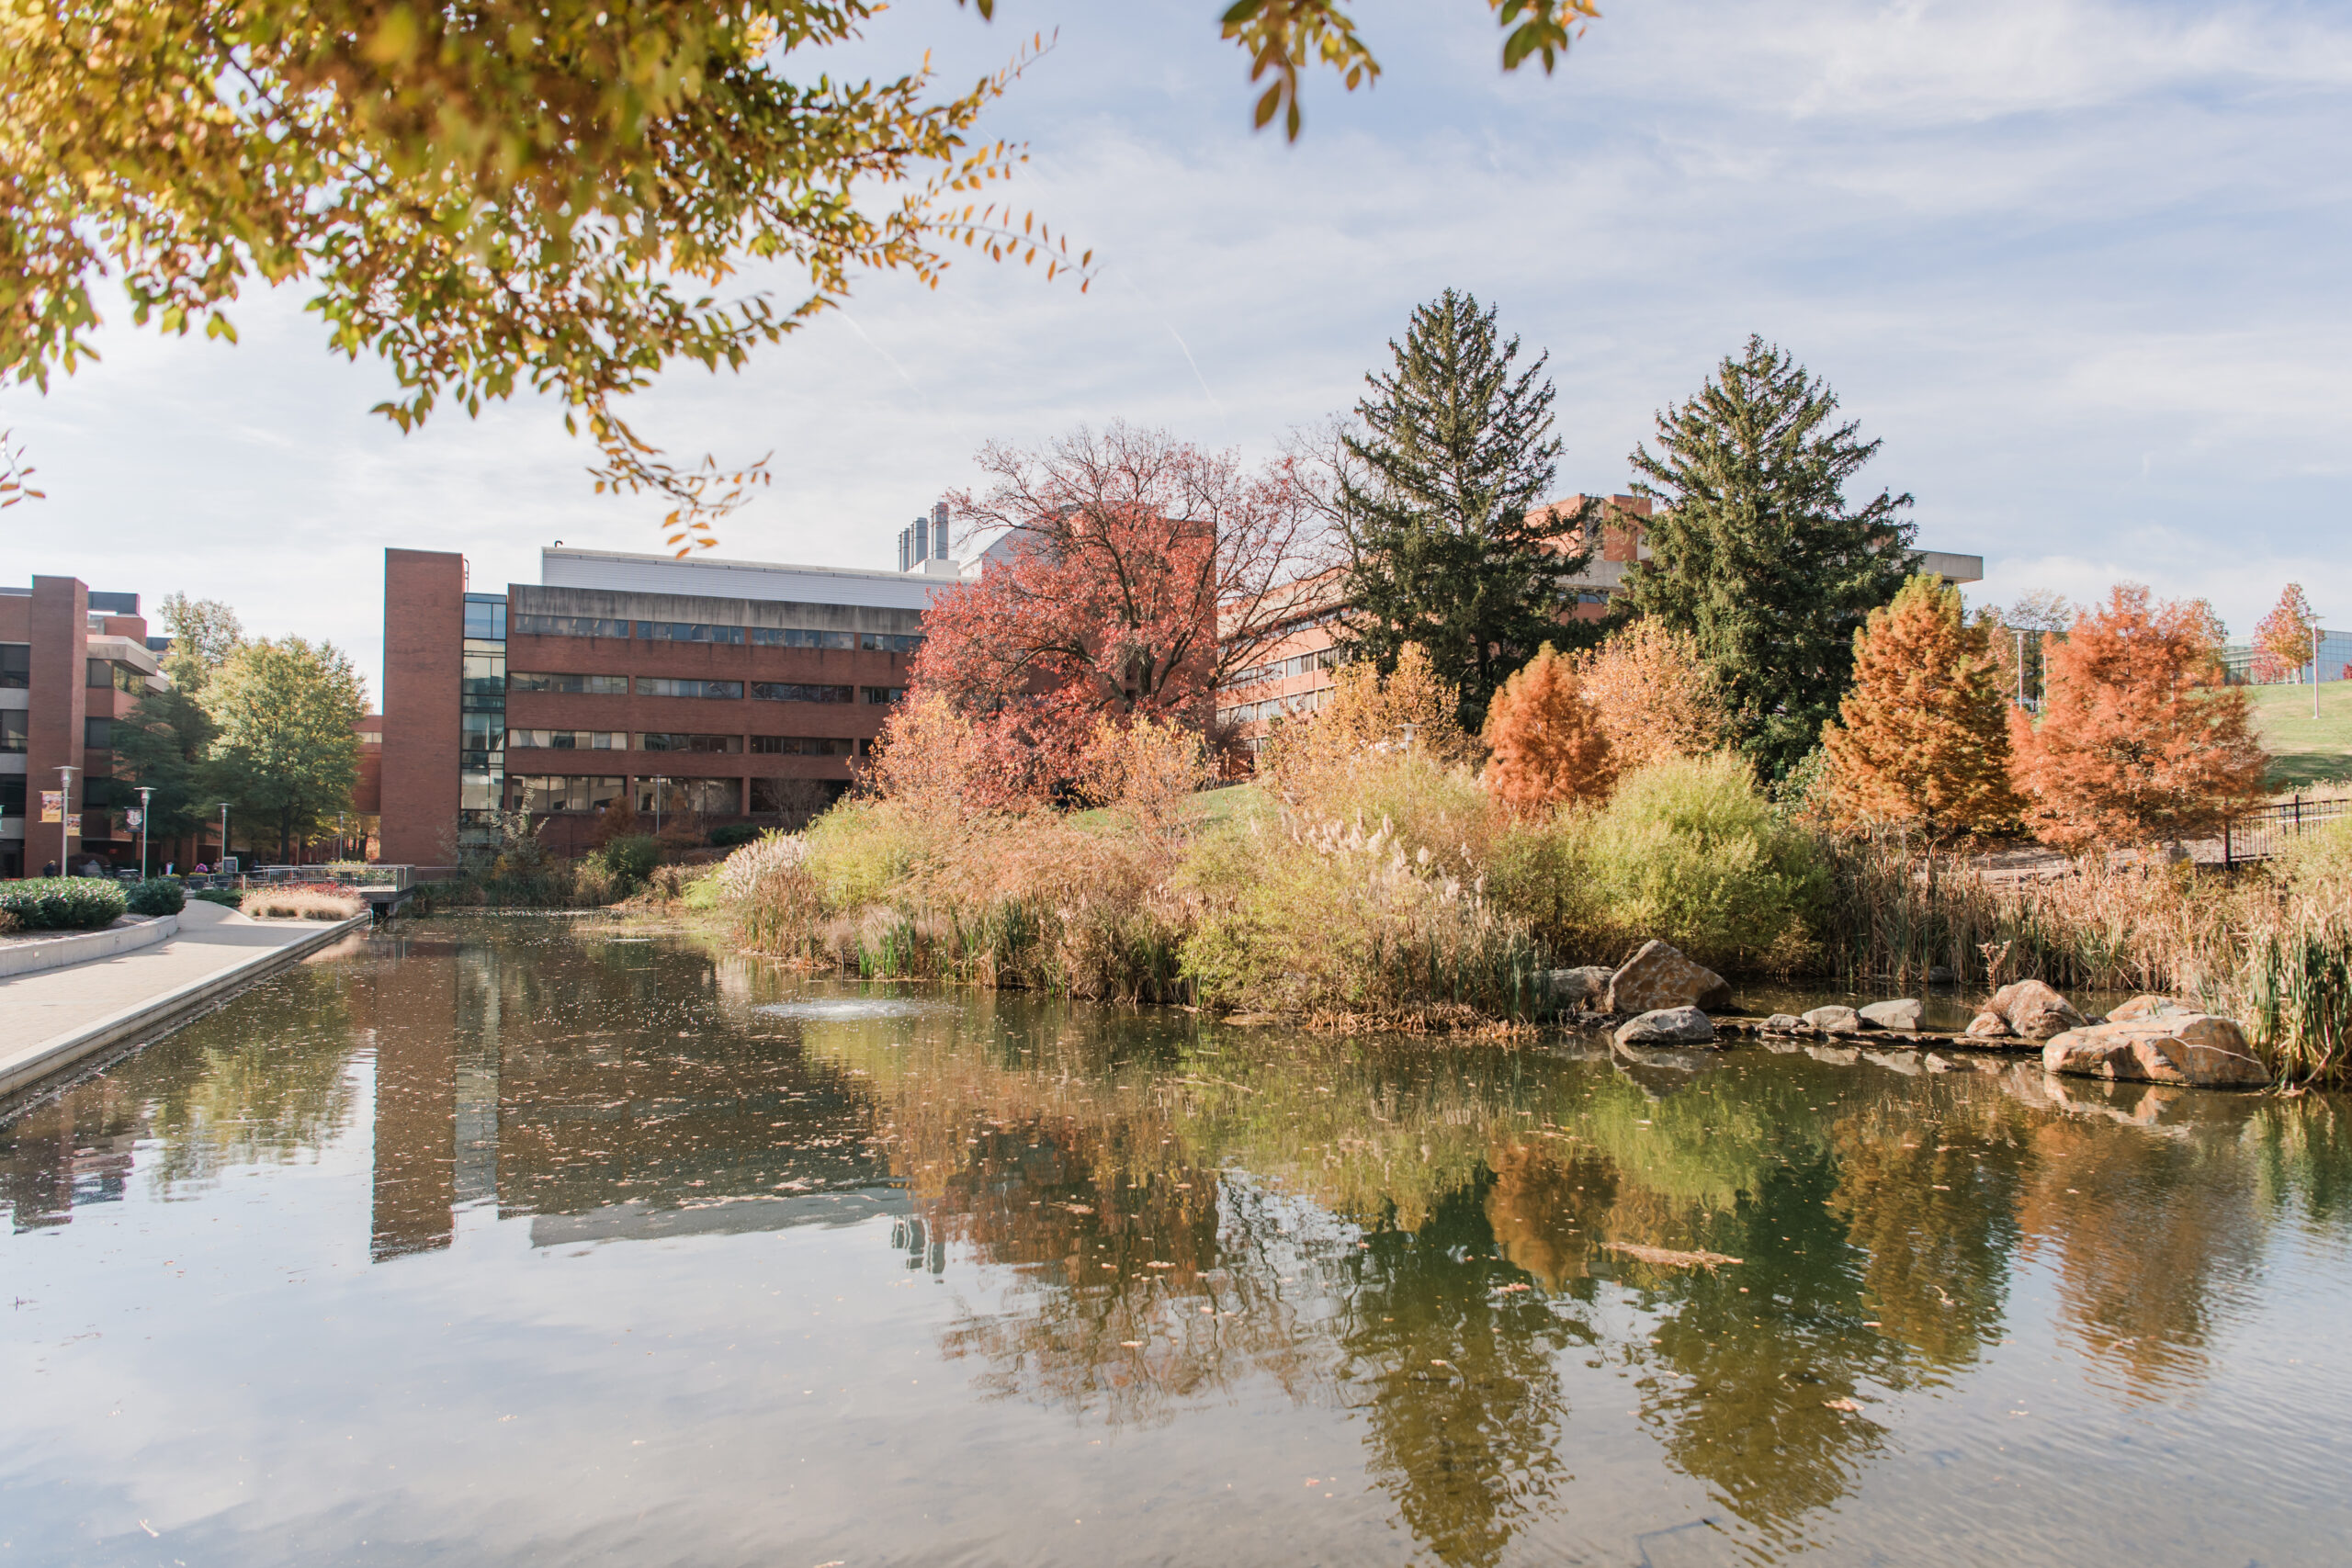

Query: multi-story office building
1215;495;1986;750
0;578;169;878
381;543;967;863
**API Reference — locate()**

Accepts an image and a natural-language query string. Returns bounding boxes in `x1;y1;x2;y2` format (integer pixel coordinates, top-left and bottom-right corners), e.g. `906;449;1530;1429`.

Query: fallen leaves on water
1602;1242;1744;1270
1822;1398;1860;1413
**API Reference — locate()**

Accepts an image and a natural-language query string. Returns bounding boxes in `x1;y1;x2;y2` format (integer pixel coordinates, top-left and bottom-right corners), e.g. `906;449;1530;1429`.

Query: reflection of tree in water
1630;1154;1894;1539
1826;1090;2029;1375
2011;1079;2265;1396
0;964;362;1229
1340;1179;1582;1568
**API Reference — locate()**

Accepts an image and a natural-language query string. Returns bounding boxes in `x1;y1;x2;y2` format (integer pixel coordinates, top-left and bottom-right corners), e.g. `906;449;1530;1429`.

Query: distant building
379;525;973;866
1214;496;1984;751
0;578;168;878
2220;630;2351;685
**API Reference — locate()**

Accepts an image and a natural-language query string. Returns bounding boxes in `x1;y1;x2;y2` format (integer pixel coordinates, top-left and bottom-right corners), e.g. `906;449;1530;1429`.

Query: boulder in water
2043;1014;2268;1088
1859;998;1924;1031
1803;1005;1862;1036
1614;1006;1716;1046
1608;941;1733;1014
1987;979;2085;1041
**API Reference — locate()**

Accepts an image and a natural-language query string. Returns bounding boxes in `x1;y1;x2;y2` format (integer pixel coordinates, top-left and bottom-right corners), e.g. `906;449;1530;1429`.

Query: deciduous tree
1334;289;1597;733
1479;646;1613;817
1616;336;1917;780
1817;574;2020;842
5;0;1598;545
2007;585;2267;853
154;593;245;694
111;685;219;861
2255;583;2318;683
202;638;368;862
1260;644;1481;796
910;423;1324;793
1567;623;1728;773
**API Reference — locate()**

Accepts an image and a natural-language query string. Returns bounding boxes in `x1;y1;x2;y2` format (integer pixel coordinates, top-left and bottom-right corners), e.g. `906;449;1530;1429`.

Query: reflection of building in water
0;1097;138;1232
368;937;461;1261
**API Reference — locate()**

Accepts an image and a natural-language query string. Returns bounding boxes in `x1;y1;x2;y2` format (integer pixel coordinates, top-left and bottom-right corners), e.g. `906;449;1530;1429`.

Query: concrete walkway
0;900;369;1099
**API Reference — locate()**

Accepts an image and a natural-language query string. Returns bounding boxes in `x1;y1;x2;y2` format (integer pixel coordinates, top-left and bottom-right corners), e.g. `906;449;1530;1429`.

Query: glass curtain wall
460;595;508;837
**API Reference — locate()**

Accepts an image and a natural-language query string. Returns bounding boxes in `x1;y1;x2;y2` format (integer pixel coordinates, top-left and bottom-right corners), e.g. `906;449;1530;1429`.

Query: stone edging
0;914;178;979
0;914;369;1100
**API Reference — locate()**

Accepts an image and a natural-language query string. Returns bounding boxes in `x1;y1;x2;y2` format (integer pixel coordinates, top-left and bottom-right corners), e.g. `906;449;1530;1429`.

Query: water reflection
2;921;2350;1565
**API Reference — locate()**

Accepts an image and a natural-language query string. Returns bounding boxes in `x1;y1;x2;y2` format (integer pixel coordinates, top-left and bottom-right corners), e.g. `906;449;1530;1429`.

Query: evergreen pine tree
1617;336;1917;778
1819;573;2020;841
1337;289;1596;733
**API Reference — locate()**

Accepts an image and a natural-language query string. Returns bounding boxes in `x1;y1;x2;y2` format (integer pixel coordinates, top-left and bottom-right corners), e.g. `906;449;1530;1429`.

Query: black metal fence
2219;795;2352;866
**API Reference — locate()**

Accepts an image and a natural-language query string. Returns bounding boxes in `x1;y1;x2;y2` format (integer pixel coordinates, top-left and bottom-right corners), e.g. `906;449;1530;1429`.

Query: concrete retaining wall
0;915;177;979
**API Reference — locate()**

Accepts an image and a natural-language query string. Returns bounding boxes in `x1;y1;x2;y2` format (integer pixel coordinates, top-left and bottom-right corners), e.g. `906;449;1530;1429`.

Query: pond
5;918;2350;1566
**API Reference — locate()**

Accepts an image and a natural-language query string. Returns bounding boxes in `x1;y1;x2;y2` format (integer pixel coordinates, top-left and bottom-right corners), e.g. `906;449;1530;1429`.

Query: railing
2219;796;2352;866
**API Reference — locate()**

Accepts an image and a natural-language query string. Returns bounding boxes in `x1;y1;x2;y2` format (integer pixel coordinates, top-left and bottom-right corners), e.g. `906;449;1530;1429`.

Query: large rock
2109;993;2189;1022
1614;1006;1716;1047
1608;941;1733;1014
1803;1005;1862;1036
1762;1013;1805;1033
1987;979;2085;1041
1859;998;1924;1032
1963;1010;2011;1039
2042;1014;2269;1089
1539;965;1616;1014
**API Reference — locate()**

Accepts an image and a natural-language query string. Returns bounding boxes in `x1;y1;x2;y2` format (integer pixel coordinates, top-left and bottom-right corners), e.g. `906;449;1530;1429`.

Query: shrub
595;834;662;886
191;887;245;908
0;877;130;931
127;876;187;916
707;823;763;849
1493;754;1826;975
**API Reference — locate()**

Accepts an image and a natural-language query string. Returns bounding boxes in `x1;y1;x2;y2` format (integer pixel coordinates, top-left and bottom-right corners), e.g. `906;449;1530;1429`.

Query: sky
5;0;2348;699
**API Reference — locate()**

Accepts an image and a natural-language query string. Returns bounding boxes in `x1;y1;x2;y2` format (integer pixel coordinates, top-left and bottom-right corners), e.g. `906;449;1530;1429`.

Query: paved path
0;901;368;1098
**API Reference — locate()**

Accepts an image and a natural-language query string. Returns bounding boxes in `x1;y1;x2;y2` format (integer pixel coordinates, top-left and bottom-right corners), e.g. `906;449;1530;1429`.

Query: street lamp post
56;763;75;874
137;785;153;880
218;802;230;876
652;775;667;835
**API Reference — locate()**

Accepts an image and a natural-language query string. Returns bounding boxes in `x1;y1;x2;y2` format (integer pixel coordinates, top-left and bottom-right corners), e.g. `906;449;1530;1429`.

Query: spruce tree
1337;289;1596;733
1617;336;1917;779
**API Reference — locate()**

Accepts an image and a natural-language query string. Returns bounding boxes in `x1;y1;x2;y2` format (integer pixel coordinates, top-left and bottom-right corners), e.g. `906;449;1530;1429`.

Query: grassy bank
2247;680;2352;791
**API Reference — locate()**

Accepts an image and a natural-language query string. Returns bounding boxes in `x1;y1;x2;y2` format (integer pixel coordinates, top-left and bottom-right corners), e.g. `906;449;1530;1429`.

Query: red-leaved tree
910;423;1329;793
2255;583;2318;683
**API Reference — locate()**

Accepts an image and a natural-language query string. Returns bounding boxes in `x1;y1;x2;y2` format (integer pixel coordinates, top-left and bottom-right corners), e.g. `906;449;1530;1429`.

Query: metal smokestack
932;502;950;562
910;517;928;565
896;527;909;572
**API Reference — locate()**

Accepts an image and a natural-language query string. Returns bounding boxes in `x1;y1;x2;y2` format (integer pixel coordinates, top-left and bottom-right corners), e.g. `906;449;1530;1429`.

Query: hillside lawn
2247;679;2352;792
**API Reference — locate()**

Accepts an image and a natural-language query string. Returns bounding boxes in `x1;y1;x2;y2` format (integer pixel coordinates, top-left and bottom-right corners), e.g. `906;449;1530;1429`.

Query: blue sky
5;0;2347;697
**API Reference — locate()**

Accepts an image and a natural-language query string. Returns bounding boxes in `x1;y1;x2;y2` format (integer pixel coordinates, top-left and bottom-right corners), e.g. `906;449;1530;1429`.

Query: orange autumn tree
1479;645;1615;816
1817;573;2019;841
1567;622;1727;771
2007;584;2268;852
2255;583;2318;683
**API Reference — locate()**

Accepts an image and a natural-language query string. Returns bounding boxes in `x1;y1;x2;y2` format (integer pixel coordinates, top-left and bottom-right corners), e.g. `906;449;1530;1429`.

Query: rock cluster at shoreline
1540;943;2274;1091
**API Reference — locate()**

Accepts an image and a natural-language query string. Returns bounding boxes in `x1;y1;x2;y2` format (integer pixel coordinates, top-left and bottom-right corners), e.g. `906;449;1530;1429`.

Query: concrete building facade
0;578;168;878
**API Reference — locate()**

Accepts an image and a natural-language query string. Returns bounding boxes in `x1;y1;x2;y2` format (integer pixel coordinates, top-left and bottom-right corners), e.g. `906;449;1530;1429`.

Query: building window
860;633;924;653
463;595;508;639
84;716;111;750
860;686;905;705
0;643;27;689
511;614;629;639
747;626;858;649
462;650;505;698
749;736;854;755
87;658;112;688
0;710;25;753
640;777;744;815
506;729;628;750
750;682;854;705
634;677;745;700
507;775;628;814
636;620;745;644
636;733;742;753
509;671;629;694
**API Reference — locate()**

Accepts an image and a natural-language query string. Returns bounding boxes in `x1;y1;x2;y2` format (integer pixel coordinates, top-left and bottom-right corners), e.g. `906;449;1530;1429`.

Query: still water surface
5;919;2351;1565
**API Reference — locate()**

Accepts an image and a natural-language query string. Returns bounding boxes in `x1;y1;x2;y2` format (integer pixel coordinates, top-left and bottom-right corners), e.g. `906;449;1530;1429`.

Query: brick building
379;542;967;864
1215;495;1985;750
0;577;170;878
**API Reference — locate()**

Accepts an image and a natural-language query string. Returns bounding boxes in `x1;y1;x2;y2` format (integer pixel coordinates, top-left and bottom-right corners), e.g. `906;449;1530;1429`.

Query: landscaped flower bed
240;884;368;921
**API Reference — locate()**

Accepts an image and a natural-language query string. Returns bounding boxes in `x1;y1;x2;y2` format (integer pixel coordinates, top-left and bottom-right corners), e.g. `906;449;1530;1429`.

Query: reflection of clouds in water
756;998;949;1021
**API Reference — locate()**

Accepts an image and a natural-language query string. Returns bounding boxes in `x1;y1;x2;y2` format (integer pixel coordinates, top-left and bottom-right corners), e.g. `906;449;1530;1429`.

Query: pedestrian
42;860;58;877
